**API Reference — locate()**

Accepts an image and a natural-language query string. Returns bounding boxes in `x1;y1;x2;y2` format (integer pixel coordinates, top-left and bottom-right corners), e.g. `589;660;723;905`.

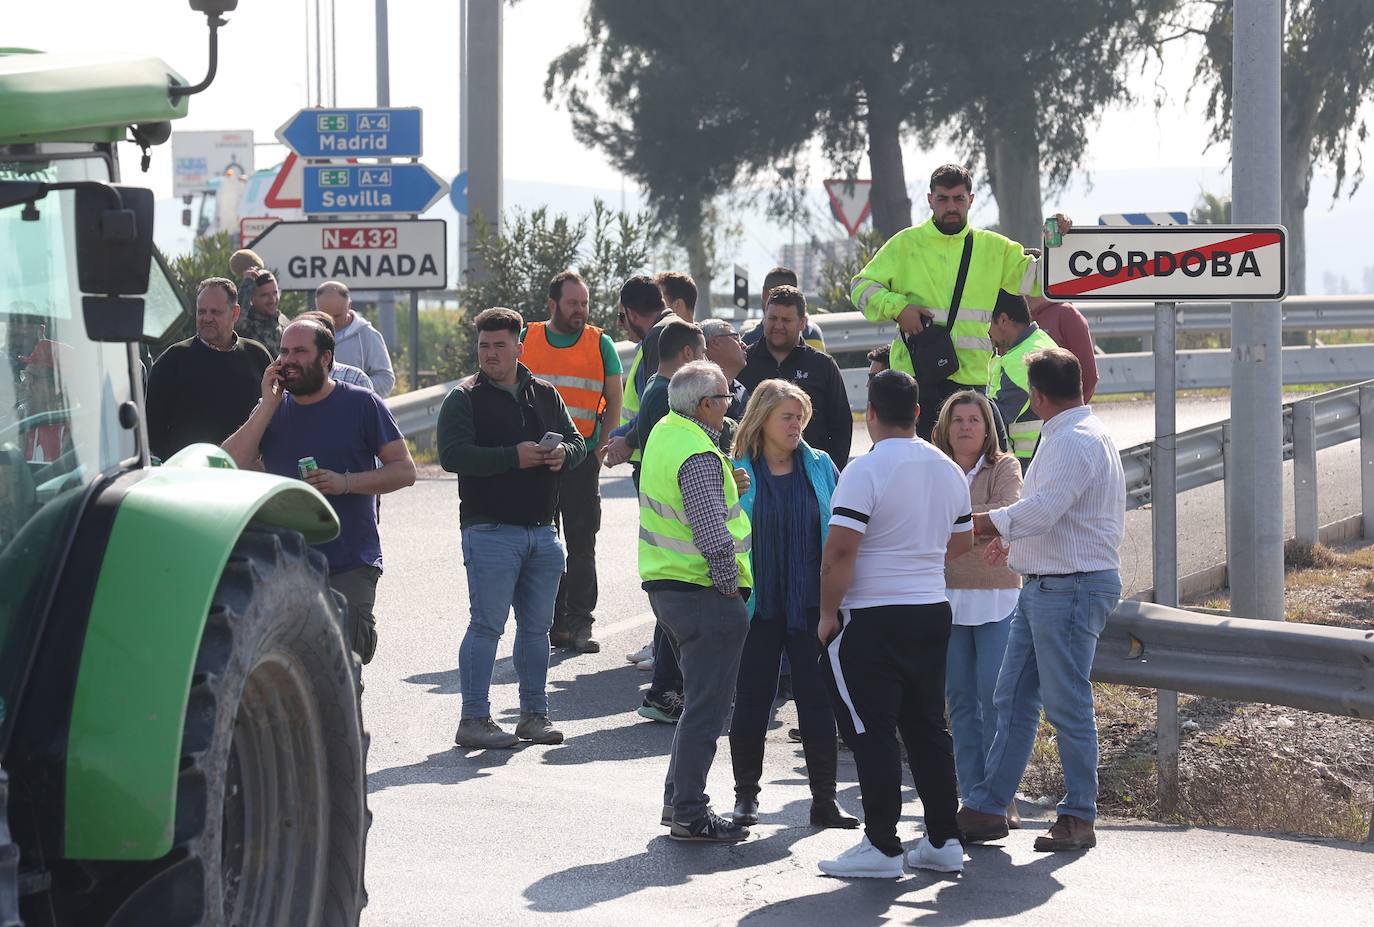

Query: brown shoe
956;806;1010;843
1033;814;1096;852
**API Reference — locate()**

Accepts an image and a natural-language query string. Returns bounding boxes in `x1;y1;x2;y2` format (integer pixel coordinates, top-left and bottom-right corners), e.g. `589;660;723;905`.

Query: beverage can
1043;217;1062;248
298;456;319;479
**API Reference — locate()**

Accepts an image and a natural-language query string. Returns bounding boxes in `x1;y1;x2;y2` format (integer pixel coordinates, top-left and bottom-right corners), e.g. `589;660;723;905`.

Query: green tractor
0;3;369;924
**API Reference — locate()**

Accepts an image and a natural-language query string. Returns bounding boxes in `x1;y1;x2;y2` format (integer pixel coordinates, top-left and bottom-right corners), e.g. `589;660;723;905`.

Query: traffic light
733;264;748;312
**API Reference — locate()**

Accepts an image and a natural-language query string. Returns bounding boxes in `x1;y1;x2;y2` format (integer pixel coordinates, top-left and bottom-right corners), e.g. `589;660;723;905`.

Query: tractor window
0;156;135;742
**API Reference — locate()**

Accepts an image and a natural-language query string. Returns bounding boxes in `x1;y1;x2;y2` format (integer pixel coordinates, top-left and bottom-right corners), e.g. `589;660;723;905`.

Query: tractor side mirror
76;185;154;342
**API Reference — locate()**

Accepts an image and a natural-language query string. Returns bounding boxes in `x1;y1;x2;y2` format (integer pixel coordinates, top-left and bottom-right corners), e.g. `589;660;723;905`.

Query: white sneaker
637;658;655;672
818;836;904;879
905;836;964;873
626;644;652;664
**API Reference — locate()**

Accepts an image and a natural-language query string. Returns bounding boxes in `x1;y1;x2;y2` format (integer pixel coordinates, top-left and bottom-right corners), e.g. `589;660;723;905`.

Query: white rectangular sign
171;130;255;196
249;219;447;291
1043;225;1286;301
239;216;280;245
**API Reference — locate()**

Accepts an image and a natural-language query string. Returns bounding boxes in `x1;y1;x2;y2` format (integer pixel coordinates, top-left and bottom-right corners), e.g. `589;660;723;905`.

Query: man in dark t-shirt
146;277;271;460
222;319;416;663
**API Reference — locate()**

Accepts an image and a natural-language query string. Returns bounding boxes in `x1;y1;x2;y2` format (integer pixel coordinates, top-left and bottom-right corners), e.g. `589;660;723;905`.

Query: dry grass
1021;539;1374;841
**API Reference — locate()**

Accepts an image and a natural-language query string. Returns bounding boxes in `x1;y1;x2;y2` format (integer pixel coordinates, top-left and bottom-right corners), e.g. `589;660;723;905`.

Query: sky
9;0;1372;293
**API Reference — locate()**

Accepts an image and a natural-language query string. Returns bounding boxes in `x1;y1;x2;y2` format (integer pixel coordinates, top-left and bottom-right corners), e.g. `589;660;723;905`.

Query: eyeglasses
705;393;733;401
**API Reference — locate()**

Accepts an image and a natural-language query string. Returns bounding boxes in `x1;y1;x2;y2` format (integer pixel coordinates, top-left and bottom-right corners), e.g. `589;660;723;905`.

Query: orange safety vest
521;321;608;439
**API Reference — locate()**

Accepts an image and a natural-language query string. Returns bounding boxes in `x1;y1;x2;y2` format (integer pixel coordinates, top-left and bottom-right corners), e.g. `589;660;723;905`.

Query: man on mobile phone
436;307;588;750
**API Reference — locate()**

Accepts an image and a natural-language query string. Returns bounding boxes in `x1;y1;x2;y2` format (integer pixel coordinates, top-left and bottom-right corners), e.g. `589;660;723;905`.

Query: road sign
250;219;447;291
823;178;872;237
1098;212;1189;225
171;130;254;196
302;164;449;215
276;107;423;157
450;170;469;216
1043;225;1286;301
239;216;279;245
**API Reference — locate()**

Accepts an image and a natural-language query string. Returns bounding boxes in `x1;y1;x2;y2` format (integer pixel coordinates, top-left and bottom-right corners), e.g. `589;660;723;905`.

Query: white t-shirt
829;436;973;609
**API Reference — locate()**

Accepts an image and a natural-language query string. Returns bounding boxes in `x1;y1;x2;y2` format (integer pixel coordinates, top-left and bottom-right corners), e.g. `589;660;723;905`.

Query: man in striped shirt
962;347;1125;853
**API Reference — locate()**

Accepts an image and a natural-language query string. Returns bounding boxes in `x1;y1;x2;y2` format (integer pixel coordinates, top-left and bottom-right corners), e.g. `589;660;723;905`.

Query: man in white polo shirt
815;370;974;879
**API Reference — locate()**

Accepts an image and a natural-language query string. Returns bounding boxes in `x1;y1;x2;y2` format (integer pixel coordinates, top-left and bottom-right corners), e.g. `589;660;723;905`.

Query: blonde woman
932;390;1023;822
728;379;857;830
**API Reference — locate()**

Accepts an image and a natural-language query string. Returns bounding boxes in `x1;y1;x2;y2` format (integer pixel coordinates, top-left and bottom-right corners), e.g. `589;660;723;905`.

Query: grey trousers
650;585;750;821
330;565;381;664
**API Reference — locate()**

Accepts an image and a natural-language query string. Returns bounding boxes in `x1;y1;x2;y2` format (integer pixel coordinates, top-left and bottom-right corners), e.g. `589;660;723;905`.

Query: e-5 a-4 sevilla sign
250;219;447;291
1043;225;1286;301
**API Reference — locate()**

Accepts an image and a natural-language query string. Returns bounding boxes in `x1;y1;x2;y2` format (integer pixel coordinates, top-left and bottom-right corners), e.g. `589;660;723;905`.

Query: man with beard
850;163;1072;439
146;277;272;460
233;268;290;357
222;318;416;664
519;270;623;654
605;276;676;481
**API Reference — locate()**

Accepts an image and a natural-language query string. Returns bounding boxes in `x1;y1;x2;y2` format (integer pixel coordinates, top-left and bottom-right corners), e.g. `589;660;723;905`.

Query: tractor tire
84;526;368;927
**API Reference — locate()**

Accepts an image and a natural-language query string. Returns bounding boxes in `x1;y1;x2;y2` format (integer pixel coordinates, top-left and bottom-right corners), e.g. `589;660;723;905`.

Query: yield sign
823;178;872;237
264;152;359;209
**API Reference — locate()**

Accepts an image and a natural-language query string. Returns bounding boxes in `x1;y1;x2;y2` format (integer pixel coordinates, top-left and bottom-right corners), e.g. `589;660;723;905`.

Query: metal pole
1293;399;1319;546
465;0;502;284
457;0;468;284
1153;301;1180;813
1361;384;1374;539
410;289;421;391
314;0;323;107
374;0;398;348
329;0;338;107
1228;0;1285;620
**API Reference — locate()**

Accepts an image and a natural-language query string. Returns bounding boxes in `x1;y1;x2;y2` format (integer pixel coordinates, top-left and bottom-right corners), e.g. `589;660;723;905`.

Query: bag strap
947;232;975;328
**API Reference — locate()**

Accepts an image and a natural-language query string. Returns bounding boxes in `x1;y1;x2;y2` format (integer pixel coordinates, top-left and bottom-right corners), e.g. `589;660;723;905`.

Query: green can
1043;217;1062;248
298;456;319;480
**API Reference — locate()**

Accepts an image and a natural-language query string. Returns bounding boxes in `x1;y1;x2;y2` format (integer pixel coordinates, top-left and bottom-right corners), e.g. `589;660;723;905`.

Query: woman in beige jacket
933;391;1023;819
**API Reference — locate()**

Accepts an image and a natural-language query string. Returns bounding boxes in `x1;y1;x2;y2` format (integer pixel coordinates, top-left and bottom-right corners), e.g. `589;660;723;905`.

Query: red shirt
1029;301;1099;402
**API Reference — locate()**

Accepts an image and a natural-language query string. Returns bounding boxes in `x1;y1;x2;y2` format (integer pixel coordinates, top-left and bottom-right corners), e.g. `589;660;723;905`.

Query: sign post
1045;222;1287;814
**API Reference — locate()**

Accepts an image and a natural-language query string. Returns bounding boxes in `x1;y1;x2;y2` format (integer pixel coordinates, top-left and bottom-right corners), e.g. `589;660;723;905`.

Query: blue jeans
945;613;1013;804
458;523;565;719
967;569;1121;822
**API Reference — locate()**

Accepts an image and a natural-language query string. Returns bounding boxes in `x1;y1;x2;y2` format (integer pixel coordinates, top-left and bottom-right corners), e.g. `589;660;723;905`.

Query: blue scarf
752;449;817;633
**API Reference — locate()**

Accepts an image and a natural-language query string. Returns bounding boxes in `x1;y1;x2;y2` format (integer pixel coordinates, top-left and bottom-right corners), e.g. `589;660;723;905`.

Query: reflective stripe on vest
637;411;753;588
989;326;1058;459
521;321;607;438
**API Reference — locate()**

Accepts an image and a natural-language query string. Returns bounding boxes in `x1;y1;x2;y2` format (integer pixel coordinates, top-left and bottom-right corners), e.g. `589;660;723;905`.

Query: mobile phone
537;431;563;451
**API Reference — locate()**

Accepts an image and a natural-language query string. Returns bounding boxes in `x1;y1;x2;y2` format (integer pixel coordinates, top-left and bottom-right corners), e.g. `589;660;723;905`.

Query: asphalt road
359;396;1373;925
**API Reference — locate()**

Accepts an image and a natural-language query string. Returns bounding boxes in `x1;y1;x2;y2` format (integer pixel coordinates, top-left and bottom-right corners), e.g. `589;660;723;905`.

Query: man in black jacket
738;286;853;468
437;307;587;750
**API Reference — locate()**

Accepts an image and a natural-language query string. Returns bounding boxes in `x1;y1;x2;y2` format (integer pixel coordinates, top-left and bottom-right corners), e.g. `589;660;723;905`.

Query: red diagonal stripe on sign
1052;231;1282;297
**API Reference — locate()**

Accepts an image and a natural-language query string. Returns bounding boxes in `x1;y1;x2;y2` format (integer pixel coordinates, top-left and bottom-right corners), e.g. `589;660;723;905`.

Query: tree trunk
676;197;714;312
983;84;1042;248
864;83;912;240
1280;128;1312;297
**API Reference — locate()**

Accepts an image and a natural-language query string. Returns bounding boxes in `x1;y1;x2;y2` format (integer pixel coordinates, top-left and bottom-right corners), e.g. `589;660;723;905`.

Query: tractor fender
64;444;338;860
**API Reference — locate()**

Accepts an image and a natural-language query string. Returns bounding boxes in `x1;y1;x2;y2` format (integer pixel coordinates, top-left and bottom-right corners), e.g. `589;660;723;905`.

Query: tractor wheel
97;526;370;926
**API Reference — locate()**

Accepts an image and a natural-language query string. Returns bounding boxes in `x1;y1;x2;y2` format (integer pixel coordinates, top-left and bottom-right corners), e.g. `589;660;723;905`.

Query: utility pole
374;0;398;347
463;0;502;283
1227;0;1285;620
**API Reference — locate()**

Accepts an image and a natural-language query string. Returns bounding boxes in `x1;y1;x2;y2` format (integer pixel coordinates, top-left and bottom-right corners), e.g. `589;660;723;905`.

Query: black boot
803;736;859;829
730;732;765;825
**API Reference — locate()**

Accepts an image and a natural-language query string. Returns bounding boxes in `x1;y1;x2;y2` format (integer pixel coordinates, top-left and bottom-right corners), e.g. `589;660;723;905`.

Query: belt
1024;572;1074;581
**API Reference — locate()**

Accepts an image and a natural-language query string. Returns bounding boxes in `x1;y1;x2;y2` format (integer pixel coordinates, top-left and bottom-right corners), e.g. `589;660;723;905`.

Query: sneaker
637;658;655;672
454;716;519;749
818;836;904;879
905;837;964;873
570;626;600;654
627;644;653;664
637;690;684;724
514;712;564;745
669;809;749;843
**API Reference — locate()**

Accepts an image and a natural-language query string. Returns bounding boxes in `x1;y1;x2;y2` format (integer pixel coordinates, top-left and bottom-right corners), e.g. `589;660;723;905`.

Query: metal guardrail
1095;600;1374;720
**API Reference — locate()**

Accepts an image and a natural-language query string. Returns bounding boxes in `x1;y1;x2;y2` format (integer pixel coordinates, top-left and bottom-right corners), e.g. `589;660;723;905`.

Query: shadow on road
736;846;1075;926
520;796;824;914
367;747;518;795
537;718;676;765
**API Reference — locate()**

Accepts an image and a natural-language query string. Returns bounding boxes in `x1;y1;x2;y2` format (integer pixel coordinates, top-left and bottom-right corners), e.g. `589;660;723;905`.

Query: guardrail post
1362;385;1374;540
1153;301;1180;815
1292;399;1319;546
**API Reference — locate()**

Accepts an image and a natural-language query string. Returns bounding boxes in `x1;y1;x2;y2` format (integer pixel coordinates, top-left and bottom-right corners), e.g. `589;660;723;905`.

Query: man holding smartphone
436;307;588;750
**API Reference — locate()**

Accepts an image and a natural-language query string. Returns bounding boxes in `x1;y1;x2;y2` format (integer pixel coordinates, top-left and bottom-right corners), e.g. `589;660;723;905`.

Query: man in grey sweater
316;281;396;396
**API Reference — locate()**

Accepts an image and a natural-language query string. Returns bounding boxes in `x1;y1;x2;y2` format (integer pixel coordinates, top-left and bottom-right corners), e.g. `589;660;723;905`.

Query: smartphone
537;431;563;451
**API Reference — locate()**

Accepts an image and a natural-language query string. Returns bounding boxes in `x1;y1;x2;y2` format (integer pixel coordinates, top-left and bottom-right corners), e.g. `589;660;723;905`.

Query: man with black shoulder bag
849;163;1072;439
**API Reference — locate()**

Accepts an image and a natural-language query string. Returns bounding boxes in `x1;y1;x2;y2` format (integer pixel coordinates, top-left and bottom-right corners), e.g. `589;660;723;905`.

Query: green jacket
989;323;1059;462
851;217;1040;386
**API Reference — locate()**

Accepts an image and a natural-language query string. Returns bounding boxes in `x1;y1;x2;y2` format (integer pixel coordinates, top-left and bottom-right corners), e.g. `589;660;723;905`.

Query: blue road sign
276;108;424;158
450;170;469;216
303;164;450;215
